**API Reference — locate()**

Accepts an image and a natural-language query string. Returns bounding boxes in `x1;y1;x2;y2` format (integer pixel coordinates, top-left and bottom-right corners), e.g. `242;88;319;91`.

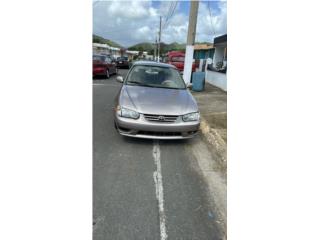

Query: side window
105;57;111;64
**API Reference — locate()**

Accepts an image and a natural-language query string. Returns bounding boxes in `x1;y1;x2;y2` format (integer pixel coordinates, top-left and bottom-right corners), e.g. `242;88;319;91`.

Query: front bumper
114;113;200;140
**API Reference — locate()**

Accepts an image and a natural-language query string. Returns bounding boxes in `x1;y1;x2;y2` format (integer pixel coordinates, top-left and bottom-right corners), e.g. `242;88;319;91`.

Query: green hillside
92;34;123;48
92;34;212;54
127;42;154;52
128;42;186;55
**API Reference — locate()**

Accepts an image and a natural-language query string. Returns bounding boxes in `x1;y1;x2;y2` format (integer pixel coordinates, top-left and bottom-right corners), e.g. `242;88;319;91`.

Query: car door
105;57;115;74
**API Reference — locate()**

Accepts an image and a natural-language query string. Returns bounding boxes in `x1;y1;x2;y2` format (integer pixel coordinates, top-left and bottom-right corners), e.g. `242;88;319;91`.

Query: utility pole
154;37;157;61
183;0;199;83
158;16;162;62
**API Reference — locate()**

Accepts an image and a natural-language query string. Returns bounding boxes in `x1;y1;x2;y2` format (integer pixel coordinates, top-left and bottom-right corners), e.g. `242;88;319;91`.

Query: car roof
167;51;185;57
133;60;176;69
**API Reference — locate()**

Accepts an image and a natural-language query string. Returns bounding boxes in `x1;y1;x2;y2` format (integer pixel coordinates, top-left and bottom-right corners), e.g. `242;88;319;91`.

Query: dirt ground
191;83;227;143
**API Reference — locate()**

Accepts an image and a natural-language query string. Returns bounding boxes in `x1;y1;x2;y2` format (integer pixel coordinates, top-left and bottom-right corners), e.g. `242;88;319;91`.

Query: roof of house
214;34;227;45
194;44;214;50
126;50;139;55
92;42;120;51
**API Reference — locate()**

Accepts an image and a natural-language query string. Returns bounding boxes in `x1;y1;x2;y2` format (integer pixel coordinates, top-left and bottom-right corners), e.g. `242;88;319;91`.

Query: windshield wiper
147;85;185;90
127;81;185;90
126;81;155;88
156;86;185;90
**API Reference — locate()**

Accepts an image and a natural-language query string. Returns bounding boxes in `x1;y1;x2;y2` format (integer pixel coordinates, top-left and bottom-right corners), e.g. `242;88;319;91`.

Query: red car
93;55;117;78
164;51;197;73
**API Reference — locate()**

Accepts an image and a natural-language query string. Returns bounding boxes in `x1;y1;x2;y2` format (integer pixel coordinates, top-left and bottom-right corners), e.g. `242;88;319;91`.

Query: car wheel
106;69;110;79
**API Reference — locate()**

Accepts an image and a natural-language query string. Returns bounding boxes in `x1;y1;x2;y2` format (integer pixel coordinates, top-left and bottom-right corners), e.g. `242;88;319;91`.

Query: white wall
213;47;225;65
205;70;227;91
93;46;110;55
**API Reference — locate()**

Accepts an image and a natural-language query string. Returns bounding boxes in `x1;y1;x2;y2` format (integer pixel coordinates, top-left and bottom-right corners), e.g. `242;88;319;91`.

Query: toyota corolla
114;61;200;139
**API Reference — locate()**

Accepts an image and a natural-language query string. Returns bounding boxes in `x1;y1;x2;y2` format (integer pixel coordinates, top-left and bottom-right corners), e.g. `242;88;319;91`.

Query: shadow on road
119;136;191;147
120;136;154;146
159;139;189;146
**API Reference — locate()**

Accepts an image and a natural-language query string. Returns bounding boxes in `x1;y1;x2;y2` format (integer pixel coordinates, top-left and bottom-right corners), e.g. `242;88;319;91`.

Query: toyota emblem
158;116;165;121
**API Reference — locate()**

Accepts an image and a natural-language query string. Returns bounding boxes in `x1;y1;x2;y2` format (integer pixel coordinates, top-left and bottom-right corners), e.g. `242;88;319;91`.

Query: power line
163;1;178;30
163;2;174;28
207;1;216;37
168;2;178;21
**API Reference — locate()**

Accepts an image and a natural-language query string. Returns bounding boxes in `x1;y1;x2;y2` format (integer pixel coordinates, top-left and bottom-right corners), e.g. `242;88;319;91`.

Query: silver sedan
114;61;200;139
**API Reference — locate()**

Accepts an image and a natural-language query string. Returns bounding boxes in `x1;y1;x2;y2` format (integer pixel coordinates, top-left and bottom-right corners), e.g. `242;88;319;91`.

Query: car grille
143;114;179;123
137;131;182;137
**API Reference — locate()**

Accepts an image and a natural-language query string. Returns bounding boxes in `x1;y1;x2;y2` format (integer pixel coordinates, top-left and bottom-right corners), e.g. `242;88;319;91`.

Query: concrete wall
213;47;225;65
93;47;109;55
205;70;227;91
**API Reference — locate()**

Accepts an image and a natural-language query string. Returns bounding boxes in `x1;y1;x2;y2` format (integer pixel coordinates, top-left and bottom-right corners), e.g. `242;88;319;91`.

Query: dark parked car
116;57;129;69
93;55;117;78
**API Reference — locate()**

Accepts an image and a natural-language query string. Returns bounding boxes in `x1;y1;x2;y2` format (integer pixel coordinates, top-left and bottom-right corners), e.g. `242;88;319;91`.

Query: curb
199;117;227;169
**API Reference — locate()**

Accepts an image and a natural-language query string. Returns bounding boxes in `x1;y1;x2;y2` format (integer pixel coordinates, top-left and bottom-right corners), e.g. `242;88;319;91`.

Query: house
212;34;227;68
193;44;214;60
125;50;139;60
93;43;108;55
109;46;121;59
205;34;227;91
92;43;121;59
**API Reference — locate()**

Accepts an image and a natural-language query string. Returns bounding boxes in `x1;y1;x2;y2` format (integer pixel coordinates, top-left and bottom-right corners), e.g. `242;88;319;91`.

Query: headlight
117;106;140;119
182;112;200;122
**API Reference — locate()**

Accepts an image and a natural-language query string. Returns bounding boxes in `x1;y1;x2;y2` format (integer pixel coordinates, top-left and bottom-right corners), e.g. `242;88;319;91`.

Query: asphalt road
93;69;224;240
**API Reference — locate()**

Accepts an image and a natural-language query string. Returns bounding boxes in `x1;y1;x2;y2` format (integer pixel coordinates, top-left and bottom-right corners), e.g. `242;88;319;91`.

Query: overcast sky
93;0;227;47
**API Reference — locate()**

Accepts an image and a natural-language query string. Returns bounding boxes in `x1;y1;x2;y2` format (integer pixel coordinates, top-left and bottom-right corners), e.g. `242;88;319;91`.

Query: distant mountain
127;42;154;52
93;34;123;48
163;42;186;52
128;41;212;55
92;35;212;53
128;42;186;55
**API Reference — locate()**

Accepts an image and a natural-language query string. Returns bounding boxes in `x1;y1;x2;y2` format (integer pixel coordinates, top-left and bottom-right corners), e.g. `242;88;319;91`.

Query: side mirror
187;83;192;89
116;76;124;83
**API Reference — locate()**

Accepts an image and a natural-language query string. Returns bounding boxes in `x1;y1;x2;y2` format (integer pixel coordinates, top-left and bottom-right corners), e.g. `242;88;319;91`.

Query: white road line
153;140;168;240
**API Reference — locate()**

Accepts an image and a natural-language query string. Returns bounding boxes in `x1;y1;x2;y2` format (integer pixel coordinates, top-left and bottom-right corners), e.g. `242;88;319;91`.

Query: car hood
119;85;198;115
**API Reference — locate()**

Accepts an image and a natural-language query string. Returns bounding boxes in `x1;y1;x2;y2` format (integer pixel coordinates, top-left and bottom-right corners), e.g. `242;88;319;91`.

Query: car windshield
126;65;186;90
171;56;185;62
93;55;105;61
117;57;128;61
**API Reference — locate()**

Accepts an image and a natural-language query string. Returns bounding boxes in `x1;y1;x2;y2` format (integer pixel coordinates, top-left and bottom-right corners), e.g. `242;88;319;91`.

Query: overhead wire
207;1;216;37
163;1;174;28
162;1;178;30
